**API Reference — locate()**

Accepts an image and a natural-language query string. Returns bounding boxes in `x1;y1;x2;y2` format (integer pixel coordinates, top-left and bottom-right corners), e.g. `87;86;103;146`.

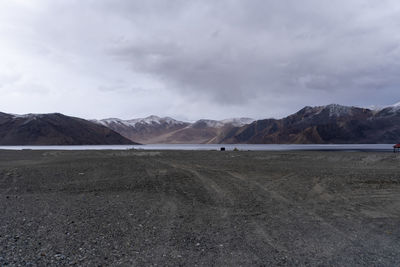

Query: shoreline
0;143;395;152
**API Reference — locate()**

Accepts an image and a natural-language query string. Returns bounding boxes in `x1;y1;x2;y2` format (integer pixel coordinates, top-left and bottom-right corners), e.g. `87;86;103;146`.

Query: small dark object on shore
393;144;400;153
220;147;225;151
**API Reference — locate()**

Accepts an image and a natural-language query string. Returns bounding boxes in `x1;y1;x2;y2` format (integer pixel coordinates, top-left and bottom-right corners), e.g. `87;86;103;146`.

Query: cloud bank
1;0;400;120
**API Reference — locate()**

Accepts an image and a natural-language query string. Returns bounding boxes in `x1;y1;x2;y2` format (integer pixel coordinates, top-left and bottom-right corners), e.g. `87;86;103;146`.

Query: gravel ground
0;149;400;266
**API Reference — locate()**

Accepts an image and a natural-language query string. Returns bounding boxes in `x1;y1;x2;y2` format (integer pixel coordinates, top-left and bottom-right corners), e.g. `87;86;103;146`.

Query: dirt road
1;150;400;265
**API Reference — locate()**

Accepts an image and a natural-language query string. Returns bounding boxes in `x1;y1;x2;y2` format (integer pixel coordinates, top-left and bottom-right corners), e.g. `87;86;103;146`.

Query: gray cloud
1;0;400;120
108;0;400;106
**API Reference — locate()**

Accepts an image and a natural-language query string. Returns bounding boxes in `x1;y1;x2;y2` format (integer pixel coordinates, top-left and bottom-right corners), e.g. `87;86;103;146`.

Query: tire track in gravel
152;159;241;263
225;171;362;257
145;155;392;260
227;171;297;204
166;162;235;210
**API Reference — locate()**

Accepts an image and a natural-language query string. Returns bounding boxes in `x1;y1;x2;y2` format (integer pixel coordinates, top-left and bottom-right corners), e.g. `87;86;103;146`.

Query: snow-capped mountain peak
191;118;254;128
127;115;162;125
11;113;53;119
390;102;400;110
376;101;400;115
322;104;353;117
93;118;123;126
126;115;186;126
300;104;354;118
368;102;400;112
220;117;254;127
96;115;188;128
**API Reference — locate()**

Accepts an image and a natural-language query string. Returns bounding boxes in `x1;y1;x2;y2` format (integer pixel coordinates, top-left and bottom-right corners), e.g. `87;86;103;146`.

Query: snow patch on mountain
12;113;51;119
190;118;254;128
97;116;254;129
97;116;188;128
221;118;254;127
364;102;400;112
127;115;185;126
378;102;400;116
321;104;354;117
390;102;400;110
93;118;124;126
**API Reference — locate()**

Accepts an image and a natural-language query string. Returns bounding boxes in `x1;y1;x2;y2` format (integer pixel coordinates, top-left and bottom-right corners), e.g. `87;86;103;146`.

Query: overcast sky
1;0;400;120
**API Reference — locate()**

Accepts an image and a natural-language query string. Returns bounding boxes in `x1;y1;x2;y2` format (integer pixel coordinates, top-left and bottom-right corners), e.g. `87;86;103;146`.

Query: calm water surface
0;144;394;151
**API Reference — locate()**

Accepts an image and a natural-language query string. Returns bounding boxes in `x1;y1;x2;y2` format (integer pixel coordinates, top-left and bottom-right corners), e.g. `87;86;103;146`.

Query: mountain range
93;116;254;144
1;103;400;145
95;103;400;144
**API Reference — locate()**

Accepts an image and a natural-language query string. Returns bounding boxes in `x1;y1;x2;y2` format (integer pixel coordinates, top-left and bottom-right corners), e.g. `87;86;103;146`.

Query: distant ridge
0;112;136;145
94;116;254;144
96;103;400;144
223;103;400;144
3;102;400;145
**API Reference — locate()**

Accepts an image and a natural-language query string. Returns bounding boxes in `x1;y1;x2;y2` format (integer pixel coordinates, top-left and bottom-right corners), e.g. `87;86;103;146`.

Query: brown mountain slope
223;104;400;144
0;113;136;145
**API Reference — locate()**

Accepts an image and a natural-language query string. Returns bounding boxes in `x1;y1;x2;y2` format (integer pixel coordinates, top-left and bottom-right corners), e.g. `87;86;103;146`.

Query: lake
0;144;395;151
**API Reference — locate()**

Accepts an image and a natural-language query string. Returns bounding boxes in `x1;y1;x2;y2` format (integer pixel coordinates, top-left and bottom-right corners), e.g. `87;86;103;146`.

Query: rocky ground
0;149;400;266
